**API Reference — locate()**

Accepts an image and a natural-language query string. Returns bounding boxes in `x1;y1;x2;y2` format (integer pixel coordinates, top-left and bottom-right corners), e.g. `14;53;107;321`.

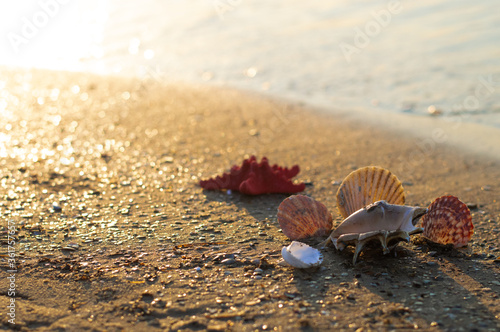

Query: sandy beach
1;69;499;331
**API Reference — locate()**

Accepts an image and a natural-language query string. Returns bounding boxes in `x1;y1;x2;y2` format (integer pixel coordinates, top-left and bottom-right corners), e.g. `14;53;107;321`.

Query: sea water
1;0;499;132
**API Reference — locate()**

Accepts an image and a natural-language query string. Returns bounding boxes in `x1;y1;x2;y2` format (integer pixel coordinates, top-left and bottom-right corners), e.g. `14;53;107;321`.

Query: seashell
336;166;406;219
325;200;427;264
281;241;323;268
421;195;473;247
277;195;332;240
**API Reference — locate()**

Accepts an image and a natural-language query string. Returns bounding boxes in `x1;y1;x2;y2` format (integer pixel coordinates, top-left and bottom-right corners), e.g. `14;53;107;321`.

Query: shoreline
0;68;499;331
4;64;500;162
220;83;500;163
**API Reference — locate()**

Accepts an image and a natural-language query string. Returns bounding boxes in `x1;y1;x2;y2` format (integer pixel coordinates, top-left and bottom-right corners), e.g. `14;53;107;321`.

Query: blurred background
1;0;499;127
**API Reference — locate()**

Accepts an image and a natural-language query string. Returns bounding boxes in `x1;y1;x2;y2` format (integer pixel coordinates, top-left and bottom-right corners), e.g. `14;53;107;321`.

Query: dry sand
0;68;499;331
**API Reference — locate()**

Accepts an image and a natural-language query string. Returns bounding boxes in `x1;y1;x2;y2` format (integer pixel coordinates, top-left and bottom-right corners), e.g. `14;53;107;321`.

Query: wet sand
0;68;499;331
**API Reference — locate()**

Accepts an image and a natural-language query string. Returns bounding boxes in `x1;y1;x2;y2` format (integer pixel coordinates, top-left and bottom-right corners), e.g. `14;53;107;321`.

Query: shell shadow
200;189;290;225
289;241;500;330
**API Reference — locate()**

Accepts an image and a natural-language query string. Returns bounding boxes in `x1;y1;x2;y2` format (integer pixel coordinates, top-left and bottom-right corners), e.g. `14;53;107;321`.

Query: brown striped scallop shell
421;195;473;247
277;195;333;240
336;166;406;219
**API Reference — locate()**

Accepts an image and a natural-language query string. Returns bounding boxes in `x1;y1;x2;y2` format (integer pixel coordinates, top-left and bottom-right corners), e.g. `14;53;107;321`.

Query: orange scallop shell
277;195;333;240
336;166;406;219
421;195;473;247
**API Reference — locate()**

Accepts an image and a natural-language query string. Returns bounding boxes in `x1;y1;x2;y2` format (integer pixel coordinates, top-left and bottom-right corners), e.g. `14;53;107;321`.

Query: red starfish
199;156;305;195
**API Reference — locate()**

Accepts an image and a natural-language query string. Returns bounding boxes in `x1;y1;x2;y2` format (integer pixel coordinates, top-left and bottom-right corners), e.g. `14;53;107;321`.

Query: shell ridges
336;166;405;219
277;195;332;240
421;195;473;247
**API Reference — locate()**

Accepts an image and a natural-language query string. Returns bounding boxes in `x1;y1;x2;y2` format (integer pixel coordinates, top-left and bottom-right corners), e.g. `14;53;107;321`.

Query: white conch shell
281;241;323;268
325;200;427;264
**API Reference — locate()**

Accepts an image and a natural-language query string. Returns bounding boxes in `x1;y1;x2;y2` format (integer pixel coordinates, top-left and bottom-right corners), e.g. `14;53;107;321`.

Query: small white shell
281;241;323;268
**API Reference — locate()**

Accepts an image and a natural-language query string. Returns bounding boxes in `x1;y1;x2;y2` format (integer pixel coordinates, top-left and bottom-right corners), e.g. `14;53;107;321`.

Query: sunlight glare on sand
0;80;14;158
0;132;11;159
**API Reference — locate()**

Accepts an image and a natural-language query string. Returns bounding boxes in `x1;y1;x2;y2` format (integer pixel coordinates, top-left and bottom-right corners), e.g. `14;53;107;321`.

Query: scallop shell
281;241;323;268
336;166;406;219
421;195;473;247
277;195;332;240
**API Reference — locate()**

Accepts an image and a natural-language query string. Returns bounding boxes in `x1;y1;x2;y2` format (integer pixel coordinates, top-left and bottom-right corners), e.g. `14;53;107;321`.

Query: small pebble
245;299;261;306
412;281;422;288
142;290;154;297
466;203;478;210
67;243;79;249
221;258;236;265
151;298;166;308
251;258;261;266
427;105;442;116
53;203;62;212
61;246;77;251
207;323;227;331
